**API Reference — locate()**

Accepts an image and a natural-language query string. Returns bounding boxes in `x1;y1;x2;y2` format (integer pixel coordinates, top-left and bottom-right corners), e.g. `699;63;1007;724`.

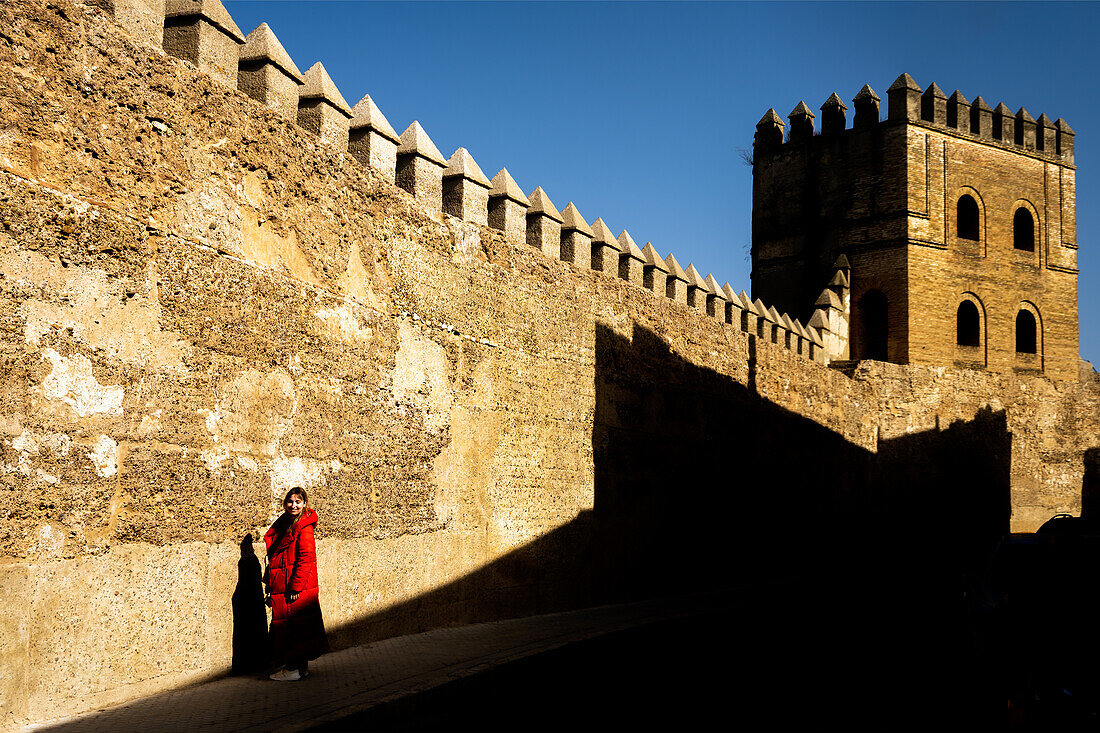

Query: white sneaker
269;668;302;681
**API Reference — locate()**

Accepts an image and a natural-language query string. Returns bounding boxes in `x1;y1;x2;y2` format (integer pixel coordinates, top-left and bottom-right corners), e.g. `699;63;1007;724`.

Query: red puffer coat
264;508;329;665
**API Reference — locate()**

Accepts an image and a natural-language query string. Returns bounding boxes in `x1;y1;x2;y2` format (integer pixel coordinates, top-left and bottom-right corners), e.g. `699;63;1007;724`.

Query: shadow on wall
1082;448;1100;519
50;322;1014;730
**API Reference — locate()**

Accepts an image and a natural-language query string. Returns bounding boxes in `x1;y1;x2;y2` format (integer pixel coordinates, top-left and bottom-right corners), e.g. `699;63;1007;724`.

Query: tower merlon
164;0;245;87
887;72;922;122
559;203;593;270
298;62;353;150
616;230;645;287
397;121;446;212
238;23;303;122
488;168;530;240
349;95;401;183
590;218;621;276
788;100;816;143
853;84;880;129
663;253;689;305
527;187;564;258
921;82;947;126
442;148;491;226
820;92;847;136
641;242;668;295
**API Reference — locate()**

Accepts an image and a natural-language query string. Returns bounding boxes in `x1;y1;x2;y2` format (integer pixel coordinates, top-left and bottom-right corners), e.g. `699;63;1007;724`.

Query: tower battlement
755;74;1075;165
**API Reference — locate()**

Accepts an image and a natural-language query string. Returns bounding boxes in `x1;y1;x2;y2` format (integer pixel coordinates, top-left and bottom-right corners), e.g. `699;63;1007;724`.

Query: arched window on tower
957;301;981;347
1014;208;1035;251
857;290;889;361
1016;310;1037;353
957;195;980;241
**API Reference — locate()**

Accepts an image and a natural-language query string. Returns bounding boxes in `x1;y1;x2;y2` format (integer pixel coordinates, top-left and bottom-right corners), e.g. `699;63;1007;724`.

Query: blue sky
225;1;1100;367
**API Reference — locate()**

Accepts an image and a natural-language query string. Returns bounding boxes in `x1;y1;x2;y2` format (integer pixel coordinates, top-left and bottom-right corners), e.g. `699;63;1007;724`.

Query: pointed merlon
1056;118;1074;134
781;313;795;331
300;62;352;116
994;102;1013;115
641;242;669;272
704;274;723;296
816;289;843;309
240;24;303;82
722;283;738;302
444;148;490;186
828;270;850;289
854;84;880;102
489;168;530;206
1036;113;1054;127
924;82;946;99
560;203;594;236
617;230;644;260
738;291;756;312
757;108;785;127
808;326;824;347
350;94;400;142
821;92;847;111
684;263;707;290
753;298;769;319
664;253;688;280
590;218;621;249
766;305;783;324
809;309;829;331
889;73;921;92
398;121;446;165
1016;107;1035;123
166;0;245;41
527;187;563;223
789;100;815;119
948;89;969;105
971;96;992;112
833;253;851;270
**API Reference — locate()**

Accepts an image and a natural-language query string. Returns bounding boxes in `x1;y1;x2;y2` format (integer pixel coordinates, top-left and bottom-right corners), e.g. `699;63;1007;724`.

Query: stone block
526;187;563;257
349;95;400;182
238;23;303;121
298;62;353;150
443;148;491;225
164;0;245;87
0;565;30;722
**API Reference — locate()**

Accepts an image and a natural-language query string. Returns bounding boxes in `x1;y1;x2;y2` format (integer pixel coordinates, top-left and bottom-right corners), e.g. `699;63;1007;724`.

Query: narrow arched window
957;301;980;346
957;195;980;240
1016;310;1037;353
857;290;889;361
1014;208;1035;251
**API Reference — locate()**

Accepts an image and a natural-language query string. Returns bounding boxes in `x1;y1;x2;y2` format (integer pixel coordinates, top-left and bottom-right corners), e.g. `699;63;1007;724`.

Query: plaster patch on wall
2;251;190;372
392;322;453;435
38;349;123;418
86;435;118;478
239;209;321;287
6;430;72;481
335;239;382;311
314;302;373;343
269;455;340;499
204;368;296;463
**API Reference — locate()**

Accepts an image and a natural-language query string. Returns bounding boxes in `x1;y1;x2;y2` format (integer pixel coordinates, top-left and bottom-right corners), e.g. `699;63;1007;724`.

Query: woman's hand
288;592;299;603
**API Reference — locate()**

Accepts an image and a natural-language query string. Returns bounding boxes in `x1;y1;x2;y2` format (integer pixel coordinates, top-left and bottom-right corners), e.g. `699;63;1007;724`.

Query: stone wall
0;0;1097;727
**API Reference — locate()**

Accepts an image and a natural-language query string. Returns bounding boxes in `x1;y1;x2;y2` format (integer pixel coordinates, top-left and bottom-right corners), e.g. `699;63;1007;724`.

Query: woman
264;487;330;680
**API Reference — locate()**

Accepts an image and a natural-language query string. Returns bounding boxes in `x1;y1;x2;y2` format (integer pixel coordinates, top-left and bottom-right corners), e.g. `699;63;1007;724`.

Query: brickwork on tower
752;74;1079;381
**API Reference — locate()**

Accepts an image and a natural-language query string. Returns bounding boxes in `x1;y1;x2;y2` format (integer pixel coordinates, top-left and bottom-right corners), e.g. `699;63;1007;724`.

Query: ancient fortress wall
0;0;1098;726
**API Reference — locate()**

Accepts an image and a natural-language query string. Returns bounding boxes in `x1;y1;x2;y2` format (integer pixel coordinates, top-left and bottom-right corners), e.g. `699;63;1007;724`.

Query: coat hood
265;508;319;548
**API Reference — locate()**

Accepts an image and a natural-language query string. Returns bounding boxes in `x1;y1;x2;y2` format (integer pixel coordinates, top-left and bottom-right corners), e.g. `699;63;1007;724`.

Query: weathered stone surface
93;0;165;48
163;0;244;86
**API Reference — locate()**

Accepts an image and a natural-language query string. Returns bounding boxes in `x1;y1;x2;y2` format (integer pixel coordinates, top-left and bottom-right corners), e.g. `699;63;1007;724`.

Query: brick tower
751;74;1078;380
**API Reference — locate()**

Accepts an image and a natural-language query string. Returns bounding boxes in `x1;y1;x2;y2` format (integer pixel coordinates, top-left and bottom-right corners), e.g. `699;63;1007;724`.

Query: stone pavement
29;592;726;733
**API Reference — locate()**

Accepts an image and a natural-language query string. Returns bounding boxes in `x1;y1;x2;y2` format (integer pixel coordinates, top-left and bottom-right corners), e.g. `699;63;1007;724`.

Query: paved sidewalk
31;592;726;733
